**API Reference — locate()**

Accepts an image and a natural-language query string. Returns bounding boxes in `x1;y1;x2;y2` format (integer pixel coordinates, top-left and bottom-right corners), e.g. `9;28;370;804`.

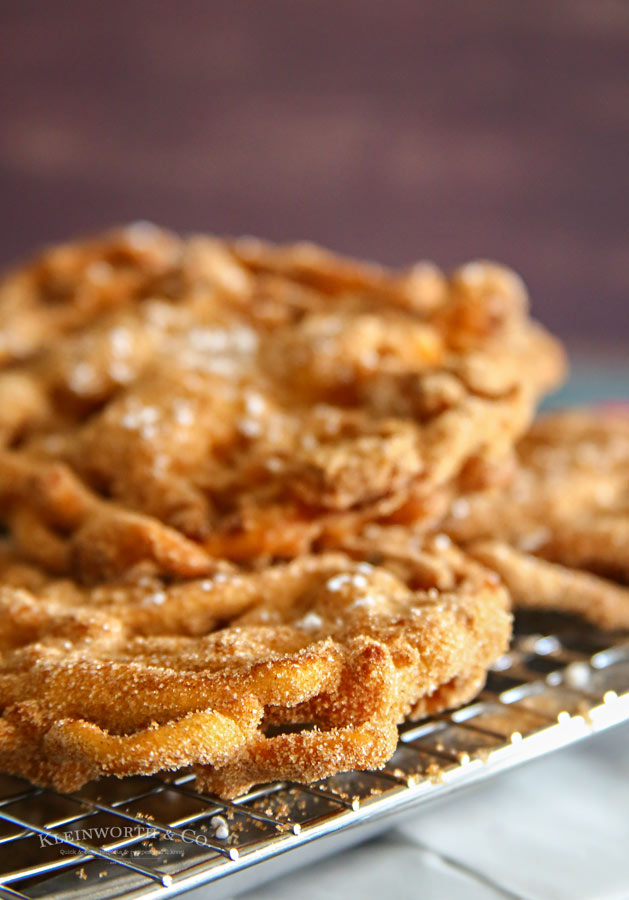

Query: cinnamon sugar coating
0;226;564;579
338;411;629;630
448;410;629;629
0;540;510;796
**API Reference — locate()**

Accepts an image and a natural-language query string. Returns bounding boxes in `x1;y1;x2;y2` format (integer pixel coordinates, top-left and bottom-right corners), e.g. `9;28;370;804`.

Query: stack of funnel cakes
0;226;564;793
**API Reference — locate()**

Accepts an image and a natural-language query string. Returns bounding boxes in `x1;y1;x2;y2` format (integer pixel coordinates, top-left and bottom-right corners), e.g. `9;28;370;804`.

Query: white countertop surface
219;722;629;900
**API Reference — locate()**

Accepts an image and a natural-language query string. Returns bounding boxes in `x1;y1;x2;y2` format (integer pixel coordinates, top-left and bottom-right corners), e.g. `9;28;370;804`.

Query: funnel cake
340;411;629;630
0;539;510;796
444;409;629;629
0;225;564;579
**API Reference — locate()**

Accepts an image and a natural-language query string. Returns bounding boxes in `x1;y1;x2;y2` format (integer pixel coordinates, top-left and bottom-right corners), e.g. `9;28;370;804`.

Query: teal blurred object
544;356;629;409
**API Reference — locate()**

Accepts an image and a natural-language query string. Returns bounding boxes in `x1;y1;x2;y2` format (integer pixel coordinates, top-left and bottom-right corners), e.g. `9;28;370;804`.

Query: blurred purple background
1;0;628;342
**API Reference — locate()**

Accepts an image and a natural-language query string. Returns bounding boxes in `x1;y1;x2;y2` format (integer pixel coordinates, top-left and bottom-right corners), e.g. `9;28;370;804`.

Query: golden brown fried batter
468;540;629;630
0;226;564;579
0;223;181;369
448;410;629;629
0;540;510;796
444;410;629;572
335;410;629;629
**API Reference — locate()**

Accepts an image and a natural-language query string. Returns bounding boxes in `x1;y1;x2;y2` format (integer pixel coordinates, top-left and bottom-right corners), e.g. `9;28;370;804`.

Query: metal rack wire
1;615;628;900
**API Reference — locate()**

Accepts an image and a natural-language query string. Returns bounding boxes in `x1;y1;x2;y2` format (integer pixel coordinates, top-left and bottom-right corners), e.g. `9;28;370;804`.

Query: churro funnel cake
0;225;565;795
339;410;629;630
0;539;510;797
0;225;564;580
446;409;629;629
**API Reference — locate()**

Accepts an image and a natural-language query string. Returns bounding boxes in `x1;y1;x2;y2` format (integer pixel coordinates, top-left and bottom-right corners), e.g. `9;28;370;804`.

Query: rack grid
1;614;627;900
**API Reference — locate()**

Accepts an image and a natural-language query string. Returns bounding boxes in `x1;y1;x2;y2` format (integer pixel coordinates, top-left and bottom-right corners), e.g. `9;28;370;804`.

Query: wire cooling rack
1;614;628;900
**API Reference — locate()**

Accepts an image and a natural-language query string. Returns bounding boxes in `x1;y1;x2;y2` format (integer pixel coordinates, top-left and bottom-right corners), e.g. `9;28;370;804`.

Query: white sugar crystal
121;405;160;430
174;404;195;426
144;299;176;326
239;418;262;438
189;327;229;353
244;392;265;416
68;362;97;394
109;360;135;383
210;816;229;840
296;611;323;631
232;327;258;353
326;574;351;592
187;326;257;356
109;326;133;355
450;498;470;519
350;594;377;610
351;574;368;588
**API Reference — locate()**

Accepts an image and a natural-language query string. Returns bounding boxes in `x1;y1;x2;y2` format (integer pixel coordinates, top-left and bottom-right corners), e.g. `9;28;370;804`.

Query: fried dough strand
0;541;510;795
